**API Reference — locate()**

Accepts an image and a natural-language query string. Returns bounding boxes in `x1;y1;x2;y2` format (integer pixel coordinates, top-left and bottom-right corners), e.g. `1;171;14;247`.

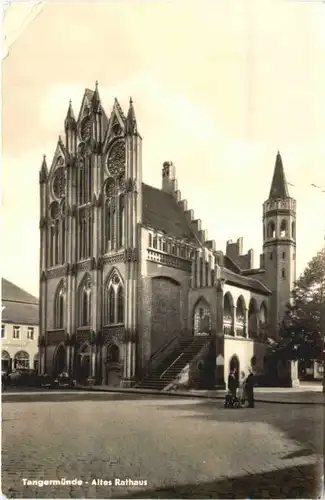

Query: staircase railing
140;334;181;379
160;353;184;379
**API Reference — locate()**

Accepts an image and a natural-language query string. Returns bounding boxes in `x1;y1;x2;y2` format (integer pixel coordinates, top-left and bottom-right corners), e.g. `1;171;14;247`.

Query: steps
136;336;211;391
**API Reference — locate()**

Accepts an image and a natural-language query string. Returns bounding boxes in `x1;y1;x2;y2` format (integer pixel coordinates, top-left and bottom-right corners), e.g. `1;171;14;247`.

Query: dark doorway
54;344;66;376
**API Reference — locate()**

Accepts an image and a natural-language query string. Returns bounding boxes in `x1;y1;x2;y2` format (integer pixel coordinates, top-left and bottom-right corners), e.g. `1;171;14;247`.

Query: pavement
71;381;325;405
1;391;324;498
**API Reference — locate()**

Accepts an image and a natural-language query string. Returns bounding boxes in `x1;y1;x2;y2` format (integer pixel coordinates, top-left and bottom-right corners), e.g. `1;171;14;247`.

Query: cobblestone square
1;392;323;498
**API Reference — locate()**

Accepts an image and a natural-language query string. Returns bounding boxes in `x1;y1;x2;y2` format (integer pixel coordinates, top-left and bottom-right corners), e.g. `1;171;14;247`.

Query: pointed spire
126;97;138;135
65;100;77;130
92;80;101;112
39;155;48;183
269;151;289;199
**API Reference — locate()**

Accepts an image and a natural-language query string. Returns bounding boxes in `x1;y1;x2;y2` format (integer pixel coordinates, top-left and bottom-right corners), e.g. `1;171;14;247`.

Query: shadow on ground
153;400;324;457
1;391;171;404
116;464;322;499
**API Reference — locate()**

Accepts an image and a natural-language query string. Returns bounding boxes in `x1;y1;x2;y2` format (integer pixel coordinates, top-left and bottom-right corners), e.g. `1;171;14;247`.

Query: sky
2;0;325;298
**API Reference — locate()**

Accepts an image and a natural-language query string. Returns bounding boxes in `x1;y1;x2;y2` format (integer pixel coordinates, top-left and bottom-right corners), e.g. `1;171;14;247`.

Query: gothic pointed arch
103;268;125;326
236;295;246;336
103;178;116;252
103;99;126;151
267;220;276;239
78;273;92;327
54;279;66;329
223;292;234;335
248;298;259;338
53;342;66;375
280;219;288;238
193;296;212;336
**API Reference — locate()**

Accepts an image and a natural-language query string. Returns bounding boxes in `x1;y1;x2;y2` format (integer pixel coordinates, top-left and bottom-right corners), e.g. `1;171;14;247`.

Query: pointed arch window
118;194;125;248
78;157;92;205
104;272;124;325
105;201;111;251
78;209;91;260
280;219;288;238
267;221;276;239
117;286;124;323
79;277;92;327
109;287;115;324
54;281;65;329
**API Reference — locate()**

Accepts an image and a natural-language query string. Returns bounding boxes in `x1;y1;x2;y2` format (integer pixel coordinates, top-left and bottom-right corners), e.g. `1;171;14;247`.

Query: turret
263;151;296;335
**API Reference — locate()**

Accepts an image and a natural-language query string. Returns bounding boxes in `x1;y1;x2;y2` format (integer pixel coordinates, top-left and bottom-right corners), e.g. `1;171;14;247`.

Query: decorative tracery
49;200;66;267
79;275;92;327
78;206;92;260
104;272;124;325
54;280;66;329
104;176;125;252
107;141;125;177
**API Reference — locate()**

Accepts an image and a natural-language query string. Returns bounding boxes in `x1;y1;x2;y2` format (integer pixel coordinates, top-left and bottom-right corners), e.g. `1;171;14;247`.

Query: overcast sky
2;0;325;297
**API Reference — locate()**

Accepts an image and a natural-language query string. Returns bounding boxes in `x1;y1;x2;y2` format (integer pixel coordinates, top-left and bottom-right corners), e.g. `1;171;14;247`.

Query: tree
278;247;325;360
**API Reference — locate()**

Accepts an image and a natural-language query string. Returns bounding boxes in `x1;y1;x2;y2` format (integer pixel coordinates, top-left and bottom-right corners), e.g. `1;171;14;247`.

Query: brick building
38;84;296;388
1;279;39;373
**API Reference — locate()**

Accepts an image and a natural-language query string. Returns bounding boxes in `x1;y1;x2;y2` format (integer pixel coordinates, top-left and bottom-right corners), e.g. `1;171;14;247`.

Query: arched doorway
229;355;240;382
53;344;66;376
14;351;29;370
103;343;122;387
1;350;11;373
193;298;212;336
75;344;91;384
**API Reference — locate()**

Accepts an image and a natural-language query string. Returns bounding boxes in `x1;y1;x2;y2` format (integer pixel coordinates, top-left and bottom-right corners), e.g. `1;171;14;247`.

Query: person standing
238;371;246;404
228;368;239;398
245;370;255;408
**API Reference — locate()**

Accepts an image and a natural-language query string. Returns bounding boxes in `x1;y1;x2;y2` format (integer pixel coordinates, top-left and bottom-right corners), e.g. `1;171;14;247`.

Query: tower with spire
262;151;297;335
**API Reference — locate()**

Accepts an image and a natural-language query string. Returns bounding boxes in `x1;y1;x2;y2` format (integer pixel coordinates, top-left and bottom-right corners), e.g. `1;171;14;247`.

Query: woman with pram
224;367;240;408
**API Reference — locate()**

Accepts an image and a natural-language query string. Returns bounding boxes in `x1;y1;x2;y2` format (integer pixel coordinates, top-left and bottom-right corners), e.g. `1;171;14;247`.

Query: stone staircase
136;336;211;391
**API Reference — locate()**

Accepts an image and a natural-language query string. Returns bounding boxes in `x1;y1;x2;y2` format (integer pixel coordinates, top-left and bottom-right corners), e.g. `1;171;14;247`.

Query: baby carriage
224;391;242;409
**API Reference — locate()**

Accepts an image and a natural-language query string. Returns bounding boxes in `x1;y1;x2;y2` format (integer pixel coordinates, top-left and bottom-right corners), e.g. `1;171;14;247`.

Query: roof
142;183;199;243
1;279;39;325
269;152;289;199
221;268;271;296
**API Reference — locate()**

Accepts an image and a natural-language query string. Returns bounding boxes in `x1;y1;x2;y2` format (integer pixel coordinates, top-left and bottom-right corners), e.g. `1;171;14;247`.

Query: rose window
52;168;66;198
107;141;125;177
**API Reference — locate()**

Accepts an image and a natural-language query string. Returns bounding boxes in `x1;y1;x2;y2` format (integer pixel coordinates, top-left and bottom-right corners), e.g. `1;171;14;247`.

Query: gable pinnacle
269;150;289;199
65;100;77;130
92;80;101;112
39;154;48;183
126;97;138;135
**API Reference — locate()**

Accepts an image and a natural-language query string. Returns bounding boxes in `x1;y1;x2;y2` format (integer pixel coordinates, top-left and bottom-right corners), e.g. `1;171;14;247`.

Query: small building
1;279;39;373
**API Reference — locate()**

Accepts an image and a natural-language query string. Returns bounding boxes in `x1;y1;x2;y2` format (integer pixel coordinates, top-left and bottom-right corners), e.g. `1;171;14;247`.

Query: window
78;276;92;327
148;234;152;247
1;325;5;338
27;327;34;340
153;235;158;249
104;271;125;326
13;326;20;339
282;269;286;278
269;252;273;260
282;252;286;259
293;253;296;261
14;351;29;369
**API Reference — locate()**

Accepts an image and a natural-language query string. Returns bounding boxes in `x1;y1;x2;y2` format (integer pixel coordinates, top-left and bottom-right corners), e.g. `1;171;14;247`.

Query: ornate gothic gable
103;99;126;152
48;138;67;179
